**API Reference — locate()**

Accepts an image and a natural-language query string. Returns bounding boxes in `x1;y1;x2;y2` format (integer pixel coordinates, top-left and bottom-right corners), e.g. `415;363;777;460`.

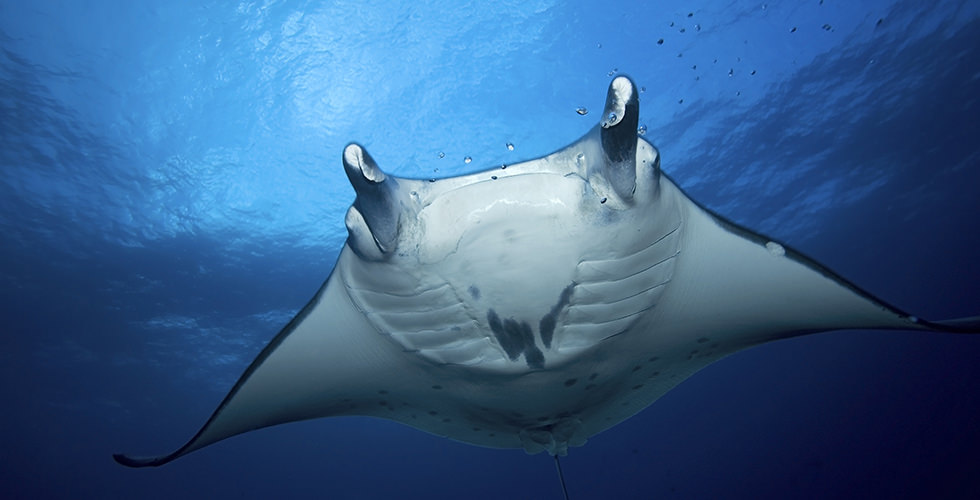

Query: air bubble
506;142;514;151
464;156;472;164
491;175;498;180
576;107;588;115
765;241;786;256
438;152;445;158
637;124;647;135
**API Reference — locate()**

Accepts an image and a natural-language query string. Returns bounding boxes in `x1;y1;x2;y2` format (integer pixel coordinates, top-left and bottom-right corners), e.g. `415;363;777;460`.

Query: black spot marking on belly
468;285;481;300
487;309;545;369
539;283;575;348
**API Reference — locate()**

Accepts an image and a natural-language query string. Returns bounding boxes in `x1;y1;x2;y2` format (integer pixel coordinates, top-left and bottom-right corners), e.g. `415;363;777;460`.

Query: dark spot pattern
589;373;599;380
697;337;710;344
468;285;480;300
539;284;575;349
487;309;544;369
564;378;577;387
431;385;443;390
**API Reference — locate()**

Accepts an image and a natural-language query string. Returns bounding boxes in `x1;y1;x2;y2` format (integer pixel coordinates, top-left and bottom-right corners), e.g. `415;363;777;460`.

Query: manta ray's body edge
114;75;980;469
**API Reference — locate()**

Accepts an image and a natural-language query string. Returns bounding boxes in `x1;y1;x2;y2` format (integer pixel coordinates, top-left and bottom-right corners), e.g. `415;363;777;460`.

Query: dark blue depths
1;1;979;499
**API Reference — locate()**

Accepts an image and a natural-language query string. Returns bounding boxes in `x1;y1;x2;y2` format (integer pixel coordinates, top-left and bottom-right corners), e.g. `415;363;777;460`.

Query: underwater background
2;0;979;498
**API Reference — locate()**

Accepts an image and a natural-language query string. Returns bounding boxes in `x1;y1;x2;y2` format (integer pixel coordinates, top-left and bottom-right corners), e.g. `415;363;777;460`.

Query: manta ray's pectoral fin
672;202;980;344
599;76;640;200
114;261;418;467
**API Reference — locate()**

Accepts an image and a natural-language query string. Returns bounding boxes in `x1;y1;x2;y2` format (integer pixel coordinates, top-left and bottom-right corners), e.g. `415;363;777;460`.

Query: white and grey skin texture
115;76;980;467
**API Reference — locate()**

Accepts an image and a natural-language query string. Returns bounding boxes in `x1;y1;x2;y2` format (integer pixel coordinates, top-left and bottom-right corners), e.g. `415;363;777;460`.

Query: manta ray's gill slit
576;248;679;287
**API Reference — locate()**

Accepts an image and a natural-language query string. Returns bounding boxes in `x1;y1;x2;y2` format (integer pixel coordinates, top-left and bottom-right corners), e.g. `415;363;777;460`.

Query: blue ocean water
1;0;978;498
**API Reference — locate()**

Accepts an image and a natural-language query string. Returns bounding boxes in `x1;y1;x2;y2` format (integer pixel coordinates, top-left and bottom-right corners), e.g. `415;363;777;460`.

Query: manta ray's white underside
115;76;979;468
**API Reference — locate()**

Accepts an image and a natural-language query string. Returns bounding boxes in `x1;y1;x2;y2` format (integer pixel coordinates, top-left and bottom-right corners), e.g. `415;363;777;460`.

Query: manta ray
115;76;979;473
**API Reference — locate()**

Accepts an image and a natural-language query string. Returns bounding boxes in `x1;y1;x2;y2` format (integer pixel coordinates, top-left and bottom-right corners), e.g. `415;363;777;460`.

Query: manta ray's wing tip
112;452;175;468
927;315;980;333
